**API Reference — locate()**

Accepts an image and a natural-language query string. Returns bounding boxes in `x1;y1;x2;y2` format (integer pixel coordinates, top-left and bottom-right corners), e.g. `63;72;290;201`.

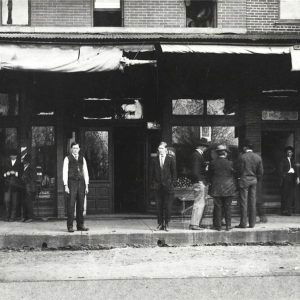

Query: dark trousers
239;182;257;228
281;174;295;214
155;185;174;226
213;197;232;229
22;191;34;219
4;188;18;220
67;179;85;229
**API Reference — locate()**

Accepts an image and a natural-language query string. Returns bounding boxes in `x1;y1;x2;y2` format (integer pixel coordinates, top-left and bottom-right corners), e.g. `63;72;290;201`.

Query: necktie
160;156;164;168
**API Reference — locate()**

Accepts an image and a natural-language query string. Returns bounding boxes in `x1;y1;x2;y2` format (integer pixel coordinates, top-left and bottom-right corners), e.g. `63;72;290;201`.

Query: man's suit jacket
151;155;177;192
191;150;207;183
3;159;22;192
279;157;298;182
21;164;37;193
237;151;264;187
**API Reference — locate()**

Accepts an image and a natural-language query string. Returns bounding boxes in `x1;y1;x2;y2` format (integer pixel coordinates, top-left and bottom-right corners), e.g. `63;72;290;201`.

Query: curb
0;228;299;249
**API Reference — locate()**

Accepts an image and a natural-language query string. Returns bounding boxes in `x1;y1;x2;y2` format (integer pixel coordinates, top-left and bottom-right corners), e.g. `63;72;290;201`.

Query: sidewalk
0;215;299;249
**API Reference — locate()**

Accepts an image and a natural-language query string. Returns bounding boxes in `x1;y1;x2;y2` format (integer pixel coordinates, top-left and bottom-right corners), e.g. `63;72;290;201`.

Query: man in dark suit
279;146;299;216
237;139;264;228
208;145;237;231
20;154;36;222
189;138;209;230
151;142;177;231
3;149;22;221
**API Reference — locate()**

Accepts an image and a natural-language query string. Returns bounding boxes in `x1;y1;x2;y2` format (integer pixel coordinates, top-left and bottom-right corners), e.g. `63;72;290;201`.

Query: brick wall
218;0;247;29
247;0;300;33
31;0;92;27
123;0;185;28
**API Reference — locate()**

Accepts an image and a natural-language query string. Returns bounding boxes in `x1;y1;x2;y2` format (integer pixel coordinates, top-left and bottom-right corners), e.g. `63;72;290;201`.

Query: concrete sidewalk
0;215;299;249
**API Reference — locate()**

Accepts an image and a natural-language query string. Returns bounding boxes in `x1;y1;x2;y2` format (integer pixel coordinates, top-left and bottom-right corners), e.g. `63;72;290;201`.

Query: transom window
93;0;122;27
280;0;300;20
1;0;29;25
185;0;217;28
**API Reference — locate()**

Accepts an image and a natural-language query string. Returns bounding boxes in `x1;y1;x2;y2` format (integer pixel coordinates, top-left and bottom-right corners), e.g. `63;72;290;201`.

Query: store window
0;127;18;159
262;110;298;121
186;0;217;27
93;0;122;27
0;93;19;116
280;0;300;20
172;99;204;115
84;131;109;180
172;126;238;180
1;0;29;25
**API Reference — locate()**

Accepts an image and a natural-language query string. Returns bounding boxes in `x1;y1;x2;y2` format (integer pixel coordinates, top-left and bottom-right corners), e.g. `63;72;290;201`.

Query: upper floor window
280;0;300;21
185;0;216;28
94;0;122;27
1;0;29;25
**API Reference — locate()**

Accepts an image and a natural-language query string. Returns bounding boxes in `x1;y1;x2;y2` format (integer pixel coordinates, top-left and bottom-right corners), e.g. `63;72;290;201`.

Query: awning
161;44;290;55
0;44;156;72
291;47;300;71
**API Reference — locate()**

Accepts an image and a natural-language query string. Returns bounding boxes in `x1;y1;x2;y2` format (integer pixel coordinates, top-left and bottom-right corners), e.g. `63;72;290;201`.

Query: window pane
280;0;300;19
186;0;216;27
262;110;298;120
172;126;238;179
116;99;143;119
31;126;56;180
84;131;109;180
95;0;120;9
2;0;28;25
0;93;19;116
172;99;204;115
207;99;227;115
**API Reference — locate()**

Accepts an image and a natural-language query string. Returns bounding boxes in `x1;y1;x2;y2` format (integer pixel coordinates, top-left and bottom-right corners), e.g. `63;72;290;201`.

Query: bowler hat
215;144;229;152
196;138;209;147
242;139;253;149
284;146;294;152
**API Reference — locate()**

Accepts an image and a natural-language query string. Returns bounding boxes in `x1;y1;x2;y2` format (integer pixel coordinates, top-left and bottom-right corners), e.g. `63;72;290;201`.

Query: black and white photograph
0;0;299;299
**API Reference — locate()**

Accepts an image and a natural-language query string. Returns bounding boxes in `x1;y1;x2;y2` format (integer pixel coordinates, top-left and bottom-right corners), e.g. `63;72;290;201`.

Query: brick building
0;0;299;217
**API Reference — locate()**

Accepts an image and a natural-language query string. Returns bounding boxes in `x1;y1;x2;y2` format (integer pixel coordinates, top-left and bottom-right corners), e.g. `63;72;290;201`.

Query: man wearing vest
63;142;89;233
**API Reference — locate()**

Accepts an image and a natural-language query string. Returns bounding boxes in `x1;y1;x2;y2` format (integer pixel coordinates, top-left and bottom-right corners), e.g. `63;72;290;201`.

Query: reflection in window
186;0;216;28
262;110;298;121
172;99;204;115
0;128;18;165
172;126;238;179
94;0;121;27
84;131;109;180
207;99;228;115
31;126;56;182
2;0;29;25
0;93;19;116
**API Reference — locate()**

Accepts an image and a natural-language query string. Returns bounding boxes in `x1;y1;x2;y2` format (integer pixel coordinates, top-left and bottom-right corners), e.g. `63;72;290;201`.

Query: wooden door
82;128;113;214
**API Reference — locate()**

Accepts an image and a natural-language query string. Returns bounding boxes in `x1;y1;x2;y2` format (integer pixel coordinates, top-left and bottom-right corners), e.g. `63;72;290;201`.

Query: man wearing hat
3;149;22;221
189;138;210;230
208;145;236;231
20;154;36;222
279;146;299;216
236;139;264;228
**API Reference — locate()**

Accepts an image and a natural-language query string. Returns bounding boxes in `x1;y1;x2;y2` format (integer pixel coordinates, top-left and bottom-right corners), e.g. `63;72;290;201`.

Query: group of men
152;139;299;231
3;150;35;223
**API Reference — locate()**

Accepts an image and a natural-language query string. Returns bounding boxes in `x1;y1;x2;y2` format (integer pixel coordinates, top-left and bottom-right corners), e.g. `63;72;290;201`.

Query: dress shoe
24;219;33;223
77;226;89;231
235;224;246;229
226;226;232;231
155;224;164;231
21;218;26;222
8;218;16;222
68;227;74;233
189;225;202;230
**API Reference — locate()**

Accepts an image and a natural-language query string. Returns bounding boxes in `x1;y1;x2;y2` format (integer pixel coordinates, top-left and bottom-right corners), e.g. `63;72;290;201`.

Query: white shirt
159;155;166;168
62;154;89;186
287;157;295;174
11;159;16;166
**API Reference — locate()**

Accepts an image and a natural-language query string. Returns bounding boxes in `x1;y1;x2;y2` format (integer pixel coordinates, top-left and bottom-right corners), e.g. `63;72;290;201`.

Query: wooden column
56;101;65;218
295;127;300;213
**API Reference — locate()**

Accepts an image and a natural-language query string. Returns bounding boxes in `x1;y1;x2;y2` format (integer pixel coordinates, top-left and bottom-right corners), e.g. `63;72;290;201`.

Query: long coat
279;157;298;184
151;155;177;192
190;150;207;183
208;157;237;197
21;164;37;193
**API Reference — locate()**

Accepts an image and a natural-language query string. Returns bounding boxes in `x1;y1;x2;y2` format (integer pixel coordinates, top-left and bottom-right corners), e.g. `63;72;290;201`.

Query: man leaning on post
63;142;89;233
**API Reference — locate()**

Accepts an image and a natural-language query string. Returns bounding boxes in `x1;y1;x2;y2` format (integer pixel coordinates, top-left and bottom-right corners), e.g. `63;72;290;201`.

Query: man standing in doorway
237;139;264;228
189;138;209;230
63;142;89;233
151;142;177;231
279;146;299;216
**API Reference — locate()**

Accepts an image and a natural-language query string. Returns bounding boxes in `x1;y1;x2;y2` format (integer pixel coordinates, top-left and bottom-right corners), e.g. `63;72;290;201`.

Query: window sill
276;19;300;25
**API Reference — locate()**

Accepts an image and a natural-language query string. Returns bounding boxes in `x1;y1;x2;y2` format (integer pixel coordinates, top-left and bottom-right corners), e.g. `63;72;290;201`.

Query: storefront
0;33;299;217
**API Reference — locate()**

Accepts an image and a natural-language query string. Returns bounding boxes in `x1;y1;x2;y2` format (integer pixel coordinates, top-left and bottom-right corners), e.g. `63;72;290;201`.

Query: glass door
82;129;113;214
